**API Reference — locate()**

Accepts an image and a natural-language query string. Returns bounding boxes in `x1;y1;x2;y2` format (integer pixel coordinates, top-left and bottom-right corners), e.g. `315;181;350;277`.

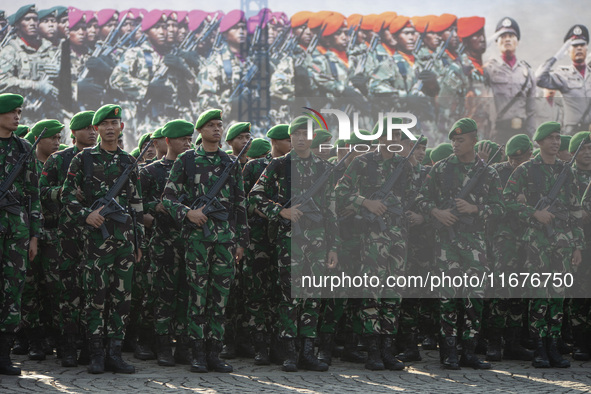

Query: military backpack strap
82;148;94;205
143;50;154;79
222;59;233;82
182;149;197;195
60;147;77;175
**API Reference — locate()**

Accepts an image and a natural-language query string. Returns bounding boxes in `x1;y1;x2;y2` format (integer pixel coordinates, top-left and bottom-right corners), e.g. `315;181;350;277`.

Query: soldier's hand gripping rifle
89;140;153;240
433;144;504;238
409;28;453;96
0;127;47;235
228;62;259;100
281;151;353;237
359;135;424;232
189;13;221;53
186;138;253;237
533;139;585;237
354;25;382;74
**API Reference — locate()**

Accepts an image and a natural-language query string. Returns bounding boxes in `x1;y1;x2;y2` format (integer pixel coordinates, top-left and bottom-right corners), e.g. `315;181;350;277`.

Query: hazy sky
3;0;590;67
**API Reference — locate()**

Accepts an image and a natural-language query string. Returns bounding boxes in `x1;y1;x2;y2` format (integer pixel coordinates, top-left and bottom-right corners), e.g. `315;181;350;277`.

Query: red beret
431;13;457;33
85;11;96;23
373;12;397;33
308;11;333;30
291;11;312;28
361;14;378;31
176;11;188;24
96;9;118;27
120;8;145;21
188;10;207;31
68;7;86;29
272;12;289;26
389;15;412;35
411;16;433;33
142;10;167;32
348;14;363;29
220;10;245;33
457;16;485;38
322;13;346;36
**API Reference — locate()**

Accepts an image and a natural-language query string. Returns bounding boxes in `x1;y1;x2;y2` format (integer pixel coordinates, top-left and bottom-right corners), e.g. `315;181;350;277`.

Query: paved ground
3;349;591;393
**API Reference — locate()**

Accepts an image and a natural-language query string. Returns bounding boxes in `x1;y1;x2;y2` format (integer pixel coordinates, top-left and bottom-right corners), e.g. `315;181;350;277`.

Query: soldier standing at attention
226;122;252;169
504;121;583;368
162;109;248;373
62;104;144;375
536;25;591;134
0;93;40;375
485;17;536;144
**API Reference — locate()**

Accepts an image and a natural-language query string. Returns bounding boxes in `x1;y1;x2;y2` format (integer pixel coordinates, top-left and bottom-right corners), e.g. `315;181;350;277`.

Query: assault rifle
413;22;430;55
347;18;363;54
354;29;382;74
228;62;259;100
185;139;253;237
0;127;47;235
89;140;153;239
409;27;454;95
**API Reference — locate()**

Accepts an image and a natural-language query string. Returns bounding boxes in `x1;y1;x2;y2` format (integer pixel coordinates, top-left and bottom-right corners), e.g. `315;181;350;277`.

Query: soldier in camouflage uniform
0;93;41;375
68;10;92;107
416;118;504;370
504;121;583;368
62;104;144;375
140;119;193;367
162;109;247;374
250;116;338;373
39;111;97;367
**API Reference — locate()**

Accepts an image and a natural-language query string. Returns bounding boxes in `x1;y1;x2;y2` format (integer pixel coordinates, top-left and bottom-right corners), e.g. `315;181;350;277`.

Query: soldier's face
225;22;246;46
451;133;477;157
576;143;591;166
86;20;98;42
96;119;123;144
166;20;178;44
267;24;282;45
69;22;86;46
141;140;157;160
381;29;397;47
294;26;312;47
120;19;137;36
18;13;39;39
290;128;313;154
177;24;188;44
58;15;69;37
357;30;368;44
538;133;561;156
99;17;118;41
229;132;251;153
39;16;57;40
378;129;401;146
466;29;486;55
497;32;518;55
570;43;587;64
148;22;167;47
395;27;416;53
72;125;97;148
272;138;291;156
167;136;192;155
199;120;223;144
329;27;349;51
37;134;61;157
0;107;22;132
508;149;532;168
424;32;441;51
414;143;427;163
441;27;459;51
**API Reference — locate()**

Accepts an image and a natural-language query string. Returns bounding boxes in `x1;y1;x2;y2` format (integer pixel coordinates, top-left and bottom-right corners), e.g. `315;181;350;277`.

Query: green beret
533;148;540;157
151;127;164;139
195;109;222;130
195;133;202;145
38;8;57;21
24;132;35;145
560;135;571;151
0;93;24;114
138;132;152;150
345;129;373;145
533;121;561;142
372;116;402;135
266;124;290;140
247;138;271;158
449;118;477;140
31;119;65;139
475;140;502;163
10;4;36;25
431;143;454;163
289;116;310;135
417;136;428;145
162;120;194;139
58;144;68;151
92;104;122;126
53;6;68;18
69;111;95;131
14;125;29;138
570;131;591;153
335;139;345;148
311;129;333;148
422;148;433;165
130;147;140;158
225;122;251;141
506;134;533;157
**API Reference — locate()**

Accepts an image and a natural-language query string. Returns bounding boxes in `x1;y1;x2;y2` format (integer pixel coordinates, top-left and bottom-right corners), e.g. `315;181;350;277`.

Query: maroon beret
96;9;118;27
142;9;166;31
220;9;245;33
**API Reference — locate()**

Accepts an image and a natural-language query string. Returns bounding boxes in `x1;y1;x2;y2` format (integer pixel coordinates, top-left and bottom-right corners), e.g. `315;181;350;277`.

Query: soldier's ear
120;122;125;131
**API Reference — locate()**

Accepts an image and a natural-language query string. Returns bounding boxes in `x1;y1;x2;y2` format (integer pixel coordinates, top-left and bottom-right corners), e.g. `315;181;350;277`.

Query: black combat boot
532;337;550;368
341;334;367;363
364;335;385;371
60;334;78;367
269;335;284;365
77;332;90;365
396;333;422;362
460;338;491;369
485;328;503;361
206;339;233;372
381;335;405;370
87;336;105;374
12;331;28;355
547;337;570;368
27;327;46;361
190;339;207;373
503;327;533;361
0;334;21;375
134;329;156;360
105;338;136;373
253;332;270;365
281;338;298;372
572;328;590;361
422;334;438;350
441;336;460;370
174;335;191;365
316;332;334;366
299;337;329;371
156;335;175;366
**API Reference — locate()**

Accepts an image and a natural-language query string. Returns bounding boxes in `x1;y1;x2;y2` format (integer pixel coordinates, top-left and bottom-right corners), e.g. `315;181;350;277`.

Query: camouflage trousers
84;237;134;339
0;233;28;333
185;240;235;341
358;224;406;336
150;234;188;336
57;239;84;335
419;299;440;336
487;298;525;329
130;242;154;334
569;249;591;333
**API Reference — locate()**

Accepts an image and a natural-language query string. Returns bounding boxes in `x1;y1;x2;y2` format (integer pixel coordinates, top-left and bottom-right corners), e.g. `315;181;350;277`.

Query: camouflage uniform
62;145;144;340
504;155;584;339
162;146;248;342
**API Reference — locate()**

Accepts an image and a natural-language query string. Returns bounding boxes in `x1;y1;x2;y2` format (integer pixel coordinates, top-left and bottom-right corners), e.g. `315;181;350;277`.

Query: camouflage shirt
242;153;272;218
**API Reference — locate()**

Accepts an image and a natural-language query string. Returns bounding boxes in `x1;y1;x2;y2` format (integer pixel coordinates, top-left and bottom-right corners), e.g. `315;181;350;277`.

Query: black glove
146;78;174;100
294;65;311;96
179;51;201;71
349;74;369;96
163;54;192;78
342;86;370;112
85;56;115;79
77;78;104;97
417;70;440;97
